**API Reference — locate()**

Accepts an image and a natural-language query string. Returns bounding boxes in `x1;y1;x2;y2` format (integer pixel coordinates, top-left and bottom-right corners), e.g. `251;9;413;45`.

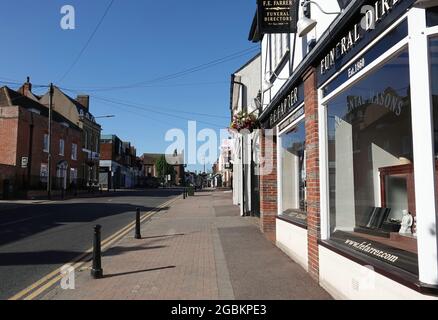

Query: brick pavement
41;191;331;300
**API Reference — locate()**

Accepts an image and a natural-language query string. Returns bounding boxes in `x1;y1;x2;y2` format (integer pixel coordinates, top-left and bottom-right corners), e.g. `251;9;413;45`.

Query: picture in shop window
325;49;419;275
280;120;307;224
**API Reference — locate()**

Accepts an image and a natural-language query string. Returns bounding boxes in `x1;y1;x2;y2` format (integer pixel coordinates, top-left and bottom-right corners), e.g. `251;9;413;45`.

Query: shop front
315;0;438;299
257;0;438;299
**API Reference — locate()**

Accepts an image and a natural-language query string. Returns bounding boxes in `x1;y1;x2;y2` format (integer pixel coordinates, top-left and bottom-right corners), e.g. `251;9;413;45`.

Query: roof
0;86;81;130
248;12;261;43
41;86;100;127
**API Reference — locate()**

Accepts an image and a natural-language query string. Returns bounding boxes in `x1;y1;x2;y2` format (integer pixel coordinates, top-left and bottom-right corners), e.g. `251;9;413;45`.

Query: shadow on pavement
103;266;176;279
103;245;167;257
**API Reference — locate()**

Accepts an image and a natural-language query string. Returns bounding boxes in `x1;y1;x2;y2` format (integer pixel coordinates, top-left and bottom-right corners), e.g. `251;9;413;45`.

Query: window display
325;49;418;275
280;119;307;224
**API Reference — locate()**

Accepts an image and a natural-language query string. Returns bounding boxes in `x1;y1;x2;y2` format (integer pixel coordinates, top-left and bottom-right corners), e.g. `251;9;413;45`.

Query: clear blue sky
0;0;258;171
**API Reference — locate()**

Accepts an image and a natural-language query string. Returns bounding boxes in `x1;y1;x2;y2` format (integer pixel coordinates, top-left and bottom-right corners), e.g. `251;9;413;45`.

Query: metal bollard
183;188;186;199
91;225;103;279
135;208;142;239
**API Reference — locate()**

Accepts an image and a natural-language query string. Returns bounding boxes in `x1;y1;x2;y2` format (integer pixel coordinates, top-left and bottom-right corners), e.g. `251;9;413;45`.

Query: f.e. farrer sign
257;0;299;34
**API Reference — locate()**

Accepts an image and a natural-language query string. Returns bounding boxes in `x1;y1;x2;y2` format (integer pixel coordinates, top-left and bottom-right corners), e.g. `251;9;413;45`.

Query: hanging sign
257;0;299;34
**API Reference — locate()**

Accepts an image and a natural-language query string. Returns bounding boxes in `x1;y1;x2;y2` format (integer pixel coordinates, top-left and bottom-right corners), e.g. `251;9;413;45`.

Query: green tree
155;155;176;184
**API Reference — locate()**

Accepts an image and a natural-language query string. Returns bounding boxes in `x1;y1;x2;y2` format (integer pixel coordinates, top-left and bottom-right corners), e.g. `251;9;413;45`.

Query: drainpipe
27;114;34;191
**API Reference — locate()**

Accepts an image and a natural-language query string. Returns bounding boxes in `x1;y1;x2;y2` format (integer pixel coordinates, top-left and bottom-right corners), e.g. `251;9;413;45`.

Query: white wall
277;219;309;271
319;246;438;300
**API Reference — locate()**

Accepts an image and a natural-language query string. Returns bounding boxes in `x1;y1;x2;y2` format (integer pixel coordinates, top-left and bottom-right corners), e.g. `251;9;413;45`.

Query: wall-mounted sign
265;82;304;128
257;0;299;34
21;157;28;168
319;0;409;78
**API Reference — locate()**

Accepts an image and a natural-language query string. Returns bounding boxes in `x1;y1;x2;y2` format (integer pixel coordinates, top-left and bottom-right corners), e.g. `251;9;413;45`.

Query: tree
155;155;176;184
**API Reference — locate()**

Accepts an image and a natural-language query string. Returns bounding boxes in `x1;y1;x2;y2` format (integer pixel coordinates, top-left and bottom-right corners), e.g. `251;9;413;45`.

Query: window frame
318;8;438;285
59;139;65;156
277;104;307;227
43;134;49;153
71;143;78;161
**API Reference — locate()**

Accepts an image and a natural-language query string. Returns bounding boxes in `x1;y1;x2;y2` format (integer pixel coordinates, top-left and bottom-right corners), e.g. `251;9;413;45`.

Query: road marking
8;196;180;300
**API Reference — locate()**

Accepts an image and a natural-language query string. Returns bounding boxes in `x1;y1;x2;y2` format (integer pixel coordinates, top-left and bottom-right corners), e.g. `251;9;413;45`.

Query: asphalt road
0;189;181;300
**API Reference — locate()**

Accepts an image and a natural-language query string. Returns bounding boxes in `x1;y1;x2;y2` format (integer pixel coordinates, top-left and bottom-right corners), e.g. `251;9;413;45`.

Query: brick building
40;86;101;188
140;152;185;186
99;135;142;189
243;0;438;299
0;86;82;198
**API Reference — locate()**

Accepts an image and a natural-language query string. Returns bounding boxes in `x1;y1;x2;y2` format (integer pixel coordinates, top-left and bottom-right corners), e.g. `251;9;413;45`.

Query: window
43;134;49;153
72;143;78;161
325;50;418;275
59;139;65;156
70;168;78;183
279;118;307;224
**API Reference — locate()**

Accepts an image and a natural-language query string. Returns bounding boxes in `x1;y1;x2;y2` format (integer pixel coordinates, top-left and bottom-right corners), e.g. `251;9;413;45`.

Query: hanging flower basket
229;111;259;133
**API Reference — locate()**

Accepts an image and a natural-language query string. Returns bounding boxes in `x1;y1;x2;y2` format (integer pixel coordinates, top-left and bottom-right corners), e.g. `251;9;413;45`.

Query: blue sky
0;0;258;171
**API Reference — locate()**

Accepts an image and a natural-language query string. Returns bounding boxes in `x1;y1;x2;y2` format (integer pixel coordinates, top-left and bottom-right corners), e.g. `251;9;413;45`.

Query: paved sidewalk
41;191;331;300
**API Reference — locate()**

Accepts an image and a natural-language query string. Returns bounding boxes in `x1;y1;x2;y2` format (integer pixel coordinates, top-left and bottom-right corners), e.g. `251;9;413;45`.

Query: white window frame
43;134;49;153
59;139;65;156
318;8;438;285
277;104;305;218
72;143;78;161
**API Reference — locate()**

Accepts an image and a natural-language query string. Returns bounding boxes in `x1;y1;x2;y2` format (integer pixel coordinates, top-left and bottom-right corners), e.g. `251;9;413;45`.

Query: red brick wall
100;143;113;161
0;106;82;187
304;67;320;282
259;129;277;243
0;107;19;166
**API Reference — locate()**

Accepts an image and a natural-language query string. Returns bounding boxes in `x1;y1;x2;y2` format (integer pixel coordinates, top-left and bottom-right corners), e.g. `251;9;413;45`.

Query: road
0;189;181;300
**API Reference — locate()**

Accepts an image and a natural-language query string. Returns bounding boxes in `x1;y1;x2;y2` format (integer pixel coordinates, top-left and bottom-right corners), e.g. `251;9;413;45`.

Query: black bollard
91;225;103;279
183;188;186;199
135;208;142;239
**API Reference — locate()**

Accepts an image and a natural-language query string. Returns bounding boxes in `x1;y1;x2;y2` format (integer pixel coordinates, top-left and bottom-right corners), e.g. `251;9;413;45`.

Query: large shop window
280;119;307;225
326;49;418;276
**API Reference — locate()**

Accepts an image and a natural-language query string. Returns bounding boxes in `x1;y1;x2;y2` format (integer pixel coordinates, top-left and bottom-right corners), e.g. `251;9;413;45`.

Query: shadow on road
0;250;84;266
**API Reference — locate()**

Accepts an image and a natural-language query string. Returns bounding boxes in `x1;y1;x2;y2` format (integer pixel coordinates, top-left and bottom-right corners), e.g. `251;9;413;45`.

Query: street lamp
94;115;116;119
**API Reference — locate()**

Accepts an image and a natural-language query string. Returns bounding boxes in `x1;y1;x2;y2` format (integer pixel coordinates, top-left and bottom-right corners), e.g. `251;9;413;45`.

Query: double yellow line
8;197;180;301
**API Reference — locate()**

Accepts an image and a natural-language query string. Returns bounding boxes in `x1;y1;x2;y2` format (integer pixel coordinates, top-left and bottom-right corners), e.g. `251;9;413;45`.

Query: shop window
326;49;418;275
279;119;307;224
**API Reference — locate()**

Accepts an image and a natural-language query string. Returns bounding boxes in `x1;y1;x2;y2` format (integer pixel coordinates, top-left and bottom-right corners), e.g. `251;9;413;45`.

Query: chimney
76;95;90;109
19;77;32;97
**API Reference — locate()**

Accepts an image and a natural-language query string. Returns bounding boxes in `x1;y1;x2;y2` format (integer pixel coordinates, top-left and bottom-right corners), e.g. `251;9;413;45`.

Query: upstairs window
43;134;49;153
59;139;65;156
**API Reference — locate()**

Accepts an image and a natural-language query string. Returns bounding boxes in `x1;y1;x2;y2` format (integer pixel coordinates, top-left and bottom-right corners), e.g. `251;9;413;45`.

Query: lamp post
47;83;54;200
